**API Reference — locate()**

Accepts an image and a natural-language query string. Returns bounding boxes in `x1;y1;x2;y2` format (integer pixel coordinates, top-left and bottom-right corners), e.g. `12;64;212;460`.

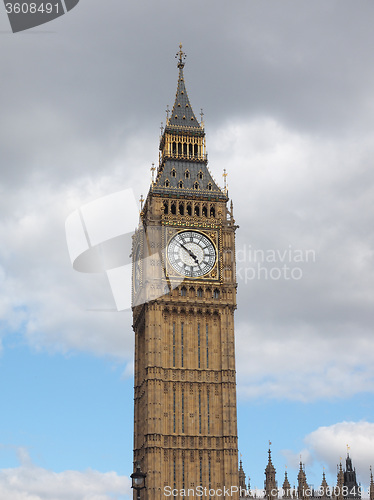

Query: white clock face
167;231;217;277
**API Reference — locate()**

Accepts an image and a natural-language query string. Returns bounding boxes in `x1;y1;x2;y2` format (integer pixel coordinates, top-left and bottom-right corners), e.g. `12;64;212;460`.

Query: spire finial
223;169;228;193
166;105;170;122
151;163;156;185
140;194;144;211
176;43;186;69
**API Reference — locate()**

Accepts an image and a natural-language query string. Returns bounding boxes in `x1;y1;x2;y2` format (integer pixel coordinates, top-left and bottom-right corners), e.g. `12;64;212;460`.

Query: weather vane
176;43;186;69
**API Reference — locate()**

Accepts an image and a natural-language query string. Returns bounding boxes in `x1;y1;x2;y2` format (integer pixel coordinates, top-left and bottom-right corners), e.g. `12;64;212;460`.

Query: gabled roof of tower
167;44;201;130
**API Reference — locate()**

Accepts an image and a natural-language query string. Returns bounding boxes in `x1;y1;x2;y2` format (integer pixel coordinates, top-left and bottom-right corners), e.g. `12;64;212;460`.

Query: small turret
343;453;360;499
334;462;344;500
264;444;278;500
239;459;247;496
320;469;330;499
297;461;310;500
283;469;292;499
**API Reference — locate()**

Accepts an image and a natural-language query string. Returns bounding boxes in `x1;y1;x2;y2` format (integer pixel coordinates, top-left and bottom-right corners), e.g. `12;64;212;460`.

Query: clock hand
179;243;199;264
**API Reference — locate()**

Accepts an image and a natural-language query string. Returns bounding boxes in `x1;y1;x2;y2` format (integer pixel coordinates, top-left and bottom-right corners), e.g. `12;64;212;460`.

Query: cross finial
140;195;144;211
176;43;186;69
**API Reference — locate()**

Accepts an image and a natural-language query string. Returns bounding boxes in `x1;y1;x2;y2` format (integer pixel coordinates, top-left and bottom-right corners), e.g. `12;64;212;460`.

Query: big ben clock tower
132;45;239;499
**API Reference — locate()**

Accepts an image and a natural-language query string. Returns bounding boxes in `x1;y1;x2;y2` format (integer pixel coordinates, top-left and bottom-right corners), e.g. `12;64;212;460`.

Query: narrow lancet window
197;323;201;368
181;322;184;367
182;389;185;433
173;322;176;367
206;323;209;368
173;388;176;433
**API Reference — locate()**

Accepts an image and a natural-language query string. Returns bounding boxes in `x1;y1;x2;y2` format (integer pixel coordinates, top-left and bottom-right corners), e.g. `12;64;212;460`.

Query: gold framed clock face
167;230;217;278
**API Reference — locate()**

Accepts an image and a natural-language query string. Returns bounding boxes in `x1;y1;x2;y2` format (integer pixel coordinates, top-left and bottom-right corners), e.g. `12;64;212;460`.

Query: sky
1;0;374;498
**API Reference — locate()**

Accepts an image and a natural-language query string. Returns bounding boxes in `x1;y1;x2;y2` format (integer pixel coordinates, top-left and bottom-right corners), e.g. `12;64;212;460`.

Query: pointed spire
320;469;329;499
265;444;277;500
239;459;247;491
169;44;201;129
283;469;291;499
335;461;344;500
370;466;374;500
298;461;310;500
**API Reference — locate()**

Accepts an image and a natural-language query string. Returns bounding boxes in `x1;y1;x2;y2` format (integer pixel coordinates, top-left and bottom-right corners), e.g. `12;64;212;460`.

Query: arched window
194;205;200;217
181;286;187;297
194;144;198;156
198;171;203;180
189;144;193;157
202;206;208;217
179;181;183;189
171;168;176;177
194;182;199;190
165;179;170;188
171;203;176;215
197;288;203;298
207;183;212;191
210;206;215;217
187;204;192;216
178;142;182;156
185;170;190;179
163;201;169;214
179;202;184;215
213;289;220;299
183;143;187;156
172;142;176;155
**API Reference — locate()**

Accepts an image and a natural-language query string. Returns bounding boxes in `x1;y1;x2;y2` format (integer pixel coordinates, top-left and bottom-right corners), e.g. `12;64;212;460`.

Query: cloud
282;421;374;489
209;118;374;402
0;174;137;359
1;116;374;406
0;448;131;500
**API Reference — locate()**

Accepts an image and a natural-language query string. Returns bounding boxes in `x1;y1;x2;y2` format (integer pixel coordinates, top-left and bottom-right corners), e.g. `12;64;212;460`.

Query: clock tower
132;45;239;499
